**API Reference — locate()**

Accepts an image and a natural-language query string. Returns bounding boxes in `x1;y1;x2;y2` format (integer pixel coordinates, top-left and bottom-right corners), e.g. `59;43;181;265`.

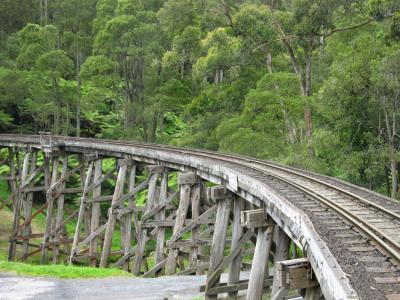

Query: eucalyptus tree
93;0;161;139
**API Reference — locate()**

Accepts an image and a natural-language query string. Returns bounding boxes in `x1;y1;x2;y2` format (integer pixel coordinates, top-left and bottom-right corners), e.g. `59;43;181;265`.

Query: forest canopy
0;0;399;198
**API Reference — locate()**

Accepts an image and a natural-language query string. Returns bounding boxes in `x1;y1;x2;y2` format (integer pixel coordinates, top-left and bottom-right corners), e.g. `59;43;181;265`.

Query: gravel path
0;272;253;300
0;273;207;300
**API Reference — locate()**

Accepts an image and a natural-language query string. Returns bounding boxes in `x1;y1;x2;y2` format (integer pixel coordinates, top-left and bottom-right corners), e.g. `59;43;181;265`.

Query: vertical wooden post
246;224;274;300
165;172;196;275
81;155;92;237
271;227;291;297
52;155;68;263
206;186;231;300
99;159;130;268
40;156;60;264
8;147;17;208
89;158;102;266
8;150;30;261
22;150;37;258
228;196;244;300
189;180;201;271
132;165;161;275
122;162;136;271
69;160;94;265
155;168;167;269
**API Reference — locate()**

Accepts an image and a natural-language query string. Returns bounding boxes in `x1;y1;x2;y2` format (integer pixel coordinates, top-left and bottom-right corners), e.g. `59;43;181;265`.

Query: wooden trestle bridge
1;134;400;300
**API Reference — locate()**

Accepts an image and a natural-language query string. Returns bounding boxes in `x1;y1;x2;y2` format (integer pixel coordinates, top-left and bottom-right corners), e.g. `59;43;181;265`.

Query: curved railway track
2;134;400;299
4;134;400;265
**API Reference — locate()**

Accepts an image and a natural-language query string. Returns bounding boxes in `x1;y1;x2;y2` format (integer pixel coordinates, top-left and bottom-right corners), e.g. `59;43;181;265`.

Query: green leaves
36;50;74;78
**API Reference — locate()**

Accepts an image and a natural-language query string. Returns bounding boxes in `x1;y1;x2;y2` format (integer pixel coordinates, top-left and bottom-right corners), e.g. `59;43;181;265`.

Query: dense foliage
1;0;399;197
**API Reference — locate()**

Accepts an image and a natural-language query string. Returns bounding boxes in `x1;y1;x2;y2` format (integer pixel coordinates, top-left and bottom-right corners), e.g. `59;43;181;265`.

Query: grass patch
0;256;131;278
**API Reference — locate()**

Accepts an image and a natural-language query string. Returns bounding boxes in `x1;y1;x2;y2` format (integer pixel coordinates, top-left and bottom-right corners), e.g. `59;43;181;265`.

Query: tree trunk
390;149;398;198
123;56;130;132
150;111;158;143
381;95;398;198
303;50;314;157
76;51;82;137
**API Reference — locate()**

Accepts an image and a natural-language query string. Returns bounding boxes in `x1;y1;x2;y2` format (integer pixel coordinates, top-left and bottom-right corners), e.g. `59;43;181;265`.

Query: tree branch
323;18;373;38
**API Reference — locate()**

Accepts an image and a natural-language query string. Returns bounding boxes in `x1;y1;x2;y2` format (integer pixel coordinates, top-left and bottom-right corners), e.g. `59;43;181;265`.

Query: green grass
0;255;131;278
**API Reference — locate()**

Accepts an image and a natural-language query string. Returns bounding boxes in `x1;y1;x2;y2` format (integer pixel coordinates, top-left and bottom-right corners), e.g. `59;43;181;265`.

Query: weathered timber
52;155;68;263
69;161;94;265
132;167;159;275
8;151;30;260
189;180;201;271
99;159;131;268
155;169;168;271
206;186;232;300
22;151;37;258
206;229;254;291
165;172;195;275
246;224;274;300
271;227;291;297
40;157;60;264
90;158;102;266
122;162;136;271
241;209;271;228
272;258;319;300
228;196;244;300
8;147;17;208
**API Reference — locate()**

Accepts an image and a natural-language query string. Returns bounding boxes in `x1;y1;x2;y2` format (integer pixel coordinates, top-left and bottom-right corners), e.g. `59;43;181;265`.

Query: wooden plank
8;151;30;260
155;170;168;270
271;227;291;297
8;147;17;208
22;151;37;258
69;161;94;265
122;162;136;271
19;164;44;190
168;239;213;248
52;155;68;263
205;278;273;296
111;178;149;209
14;202;48;235
189;182;201;271
110;245;138;268
228;197;244;299
99;159;129;268
132;170;159;275
73;223;107;254
165;172;193;275
207;229;254;290
241;209;271;228
205;190;231;300
143;258;167;277
142;191;178;221
90;158;102;266
40;157;60;264
246;225;274;300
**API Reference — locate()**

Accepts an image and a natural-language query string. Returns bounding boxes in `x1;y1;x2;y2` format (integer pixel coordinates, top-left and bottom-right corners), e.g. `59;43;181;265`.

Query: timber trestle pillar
0;135;327;299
